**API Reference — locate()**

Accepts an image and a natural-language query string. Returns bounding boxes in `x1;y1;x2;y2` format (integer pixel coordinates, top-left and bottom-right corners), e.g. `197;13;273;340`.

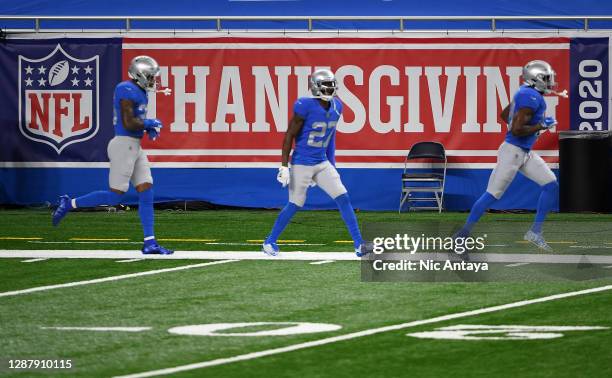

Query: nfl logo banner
0;38;121;163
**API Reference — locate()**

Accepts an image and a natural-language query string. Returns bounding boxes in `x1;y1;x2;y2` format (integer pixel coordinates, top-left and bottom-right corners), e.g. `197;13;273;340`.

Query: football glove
541;116;557;129
277;166;290;187
144;119;163;141
146;128;160;141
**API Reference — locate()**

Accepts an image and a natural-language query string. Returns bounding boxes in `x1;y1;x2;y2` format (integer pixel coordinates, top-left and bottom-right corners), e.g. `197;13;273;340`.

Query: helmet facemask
128;56;161;92
523;60;557;94
541;71;557;94
310;69;338;101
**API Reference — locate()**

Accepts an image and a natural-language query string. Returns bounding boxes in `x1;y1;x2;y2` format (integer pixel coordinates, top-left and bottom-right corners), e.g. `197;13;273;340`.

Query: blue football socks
73;190;123;209
531;181;559;234
265;202;300;243
458;192;497;235
138;188;155;240
335;193;364;248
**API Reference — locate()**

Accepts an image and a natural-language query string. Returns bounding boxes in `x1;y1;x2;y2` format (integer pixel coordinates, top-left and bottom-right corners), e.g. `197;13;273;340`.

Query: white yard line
309;260;335;265
3;250;612;264
116;259;144;263
505;262;531;267
0;260;238;298
41;326;151;332
114;284;612;378
21;258;49;263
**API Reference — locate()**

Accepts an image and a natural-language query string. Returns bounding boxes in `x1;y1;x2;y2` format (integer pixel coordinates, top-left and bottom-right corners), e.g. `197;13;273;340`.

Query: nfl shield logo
18;44;99;154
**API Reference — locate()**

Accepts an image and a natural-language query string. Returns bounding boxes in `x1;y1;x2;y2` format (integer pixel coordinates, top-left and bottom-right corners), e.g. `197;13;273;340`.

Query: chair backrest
407;141;446;160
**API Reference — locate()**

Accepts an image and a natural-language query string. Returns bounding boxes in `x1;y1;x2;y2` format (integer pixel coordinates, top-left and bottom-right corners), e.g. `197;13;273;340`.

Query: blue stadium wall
1;0;612;30
0;2;610;211
0;167;553;211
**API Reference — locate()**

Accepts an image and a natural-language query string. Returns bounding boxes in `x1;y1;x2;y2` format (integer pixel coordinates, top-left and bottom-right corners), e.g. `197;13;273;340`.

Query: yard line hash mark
21;258;49;263
41;326;151;332
505;262;530;267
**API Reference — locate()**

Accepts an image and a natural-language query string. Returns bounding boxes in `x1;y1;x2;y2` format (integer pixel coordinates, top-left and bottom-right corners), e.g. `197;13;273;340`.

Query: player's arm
510;107;545;137
326;131;336;167
281;114;305;167
120;99;145;132
500;104;510;124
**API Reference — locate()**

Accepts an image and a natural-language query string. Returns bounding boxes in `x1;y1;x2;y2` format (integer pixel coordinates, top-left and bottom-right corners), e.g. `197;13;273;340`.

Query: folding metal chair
399;141;447;213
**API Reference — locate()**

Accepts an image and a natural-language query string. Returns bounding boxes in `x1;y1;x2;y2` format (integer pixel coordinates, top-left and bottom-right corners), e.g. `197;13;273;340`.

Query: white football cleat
524;230;553;252
262;242;280;256
355;242;373;257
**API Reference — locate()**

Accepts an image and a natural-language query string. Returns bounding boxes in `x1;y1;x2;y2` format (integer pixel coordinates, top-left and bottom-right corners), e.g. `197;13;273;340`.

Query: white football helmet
522;60;557;94
128;55;160;91
310;69;338;101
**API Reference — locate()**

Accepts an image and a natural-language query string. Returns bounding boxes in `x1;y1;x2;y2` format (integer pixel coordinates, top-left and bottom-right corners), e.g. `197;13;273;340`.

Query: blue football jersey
504;85;547;151
291;97;342;166
113;80;148;138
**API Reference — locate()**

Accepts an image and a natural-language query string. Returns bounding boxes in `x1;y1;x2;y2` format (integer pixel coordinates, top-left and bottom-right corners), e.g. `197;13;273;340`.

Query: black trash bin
559;131;612;213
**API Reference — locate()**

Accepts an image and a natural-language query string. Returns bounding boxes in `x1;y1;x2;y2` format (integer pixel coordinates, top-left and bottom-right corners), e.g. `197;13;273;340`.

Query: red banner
123;37;570;167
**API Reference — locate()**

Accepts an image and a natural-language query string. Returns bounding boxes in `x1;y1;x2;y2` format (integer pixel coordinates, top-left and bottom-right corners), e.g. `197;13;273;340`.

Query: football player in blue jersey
456;60;560;252
262;68;366;257
52;56;173;255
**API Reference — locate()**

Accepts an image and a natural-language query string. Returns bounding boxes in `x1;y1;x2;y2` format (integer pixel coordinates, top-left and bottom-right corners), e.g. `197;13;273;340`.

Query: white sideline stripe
41;326;151;332
0;250;357;261
309;260;335;265
21;258;49;263
2;250;612;264
604;265;612;269
114;284;612;378
123;43;569;50
0;260;238;298
116;259;144;263
505;262;530;267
